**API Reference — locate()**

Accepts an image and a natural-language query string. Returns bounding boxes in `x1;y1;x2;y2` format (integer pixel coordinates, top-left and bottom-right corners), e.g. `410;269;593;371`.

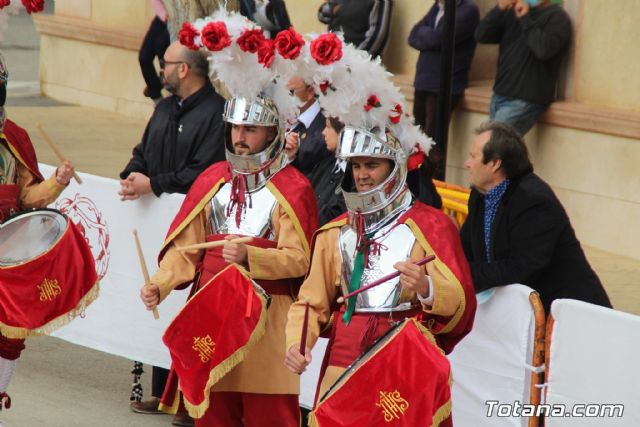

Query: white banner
40;164;187;369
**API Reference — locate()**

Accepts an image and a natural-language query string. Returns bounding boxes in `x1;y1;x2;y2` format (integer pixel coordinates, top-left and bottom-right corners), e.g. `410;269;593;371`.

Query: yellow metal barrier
433;180;471;228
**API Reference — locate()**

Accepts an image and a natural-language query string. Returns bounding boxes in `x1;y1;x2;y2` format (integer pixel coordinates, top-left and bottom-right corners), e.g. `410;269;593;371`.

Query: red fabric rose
178;22;200;50
237;29;266;54
22;0;45;14
201;22;232;52
407;150;426;171
310;33;343;65
363;95;381;112
257;39;276;68
0;0;12;9
389;103;403;124
275;27;305;60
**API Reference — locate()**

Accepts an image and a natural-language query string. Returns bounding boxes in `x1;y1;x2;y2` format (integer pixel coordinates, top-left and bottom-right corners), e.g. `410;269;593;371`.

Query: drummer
138;18;318;426
0;53;75;410
283;33;476;425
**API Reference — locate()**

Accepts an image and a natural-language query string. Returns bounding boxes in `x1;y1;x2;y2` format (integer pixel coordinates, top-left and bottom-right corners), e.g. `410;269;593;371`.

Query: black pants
413;90;462;181
152;365;169;398
139;17;170;100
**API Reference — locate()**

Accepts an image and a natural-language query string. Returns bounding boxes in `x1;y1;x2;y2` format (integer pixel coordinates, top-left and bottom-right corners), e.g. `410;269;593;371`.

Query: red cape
314;201;476;354
160;161;318;262
2;119;44;181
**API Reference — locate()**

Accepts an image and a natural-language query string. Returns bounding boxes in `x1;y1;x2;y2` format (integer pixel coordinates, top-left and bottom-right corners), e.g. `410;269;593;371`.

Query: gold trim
403;218;466;335
266;181;311;256
0;279;100;339
430;398;452;427
161;178;226;253
158;388;182;415
177;265;268;419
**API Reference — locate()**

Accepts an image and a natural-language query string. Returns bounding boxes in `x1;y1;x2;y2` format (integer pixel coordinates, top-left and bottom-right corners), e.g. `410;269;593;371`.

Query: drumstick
36;123;83;184
133;229;159;320
299;298;310;356
337;255;436;304
176;237;253;252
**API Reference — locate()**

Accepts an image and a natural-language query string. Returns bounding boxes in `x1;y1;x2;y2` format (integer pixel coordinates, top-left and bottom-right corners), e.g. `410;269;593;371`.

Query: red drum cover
162;264;269;419
0;209;99;338
311;319;452;427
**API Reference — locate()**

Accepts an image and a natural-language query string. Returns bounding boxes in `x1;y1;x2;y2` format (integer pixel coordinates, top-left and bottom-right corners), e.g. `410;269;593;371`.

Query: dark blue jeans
489;93;548;136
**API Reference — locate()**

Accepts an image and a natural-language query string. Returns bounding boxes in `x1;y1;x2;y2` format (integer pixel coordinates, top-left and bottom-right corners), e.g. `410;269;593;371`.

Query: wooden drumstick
337;255;436;304
133;229;159;320
299;298;310;356
36;123;82;184
176;236;253;252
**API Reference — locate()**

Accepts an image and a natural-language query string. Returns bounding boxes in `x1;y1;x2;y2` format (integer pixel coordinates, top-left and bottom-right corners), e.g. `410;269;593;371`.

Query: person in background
475;0;571;135
241;0;292;38
460;121;611;312
309;116;346;226
140;0;171;105
409;0;479;180
318;0;393;58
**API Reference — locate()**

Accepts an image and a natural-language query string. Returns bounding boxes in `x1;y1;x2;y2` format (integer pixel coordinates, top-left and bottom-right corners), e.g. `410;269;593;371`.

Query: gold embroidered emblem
38;278;62;302
192;335;216;363
376;390;410;422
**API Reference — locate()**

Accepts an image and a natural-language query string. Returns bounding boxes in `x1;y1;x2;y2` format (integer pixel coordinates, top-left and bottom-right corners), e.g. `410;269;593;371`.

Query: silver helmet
338;125;409;217
223;95;287;192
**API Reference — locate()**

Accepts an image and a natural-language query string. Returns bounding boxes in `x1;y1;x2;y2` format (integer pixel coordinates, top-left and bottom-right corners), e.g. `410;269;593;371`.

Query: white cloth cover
299;338;328;409
448;285;540;427
546;299;640;427
38;165;187;369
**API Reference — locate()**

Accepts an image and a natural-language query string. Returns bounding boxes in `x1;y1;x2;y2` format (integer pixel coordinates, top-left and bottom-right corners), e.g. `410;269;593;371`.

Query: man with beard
141;93;317;426
121;40;225;426
120;40;226;201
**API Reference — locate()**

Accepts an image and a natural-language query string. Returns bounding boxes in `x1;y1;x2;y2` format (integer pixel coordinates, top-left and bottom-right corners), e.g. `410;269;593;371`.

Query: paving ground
1;7;639;427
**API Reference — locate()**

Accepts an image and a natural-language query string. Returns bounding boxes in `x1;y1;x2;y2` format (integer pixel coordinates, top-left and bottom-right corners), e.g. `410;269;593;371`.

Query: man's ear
178;63;190;79
490;159;502;174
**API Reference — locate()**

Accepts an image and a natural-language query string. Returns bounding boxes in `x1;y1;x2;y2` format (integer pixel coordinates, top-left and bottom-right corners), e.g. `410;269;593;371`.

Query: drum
311;318;452;427
163;264;270;419
0;208;99;338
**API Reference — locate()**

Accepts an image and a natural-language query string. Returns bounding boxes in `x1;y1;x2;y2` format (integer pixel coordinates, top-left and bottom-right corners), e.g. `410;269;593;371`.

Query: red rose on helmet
22;0;45;14
257;39;276;68
237;29;266;54
310;33;343;65
364;95;381;112
275;27;305;60
179;22;200;50
0;0;12;9
201;22;232;52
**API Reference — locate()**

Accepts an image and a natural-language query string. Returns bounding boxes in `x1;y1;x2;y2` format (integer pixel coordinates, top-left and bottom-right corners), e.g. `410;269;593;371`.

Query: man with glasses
120;40;225;427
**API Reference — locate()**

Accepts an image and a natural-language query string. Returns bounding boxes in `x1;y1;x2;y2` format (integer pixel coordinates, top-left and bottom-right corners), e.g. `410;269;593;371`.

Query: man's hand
285;132;299;161
498;0;516;10
394;260;430;299
514;0;530;18
118;172;152;201
140;284;160;311
55;160;74;186
284;344;312;374
222;235;249;266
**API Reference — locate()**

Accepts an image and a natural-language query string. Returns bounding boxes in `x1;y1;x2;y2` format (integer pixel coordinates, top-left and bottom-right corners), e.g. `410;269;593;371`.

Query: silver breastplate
0;141;17;185
339;219;417;312
210;182;277;239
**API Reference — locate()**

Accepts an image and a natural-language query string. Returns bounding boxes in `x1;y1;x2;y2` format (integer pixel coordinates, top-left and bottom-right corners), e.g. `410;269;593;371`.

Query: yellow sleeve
400;243;462;317
245;203;310;280
285;228;340;352
151;205;209;302
17;163;65;208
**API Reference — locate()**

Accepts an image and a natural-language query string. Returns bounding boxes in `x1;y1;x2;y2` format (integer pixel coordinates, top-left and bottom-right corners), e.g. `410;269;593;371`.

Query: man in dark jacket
318;0;393;58
409;0;479;180
475;0;571;135
460;121;611;313
119;40;226;200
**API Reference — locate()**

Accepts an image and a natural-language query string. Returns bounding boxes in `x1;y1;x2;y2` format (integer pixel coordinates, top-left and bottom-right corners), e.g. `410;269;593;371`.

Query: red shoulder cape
159;162;318;262
311;202;476;354
2;119;44;181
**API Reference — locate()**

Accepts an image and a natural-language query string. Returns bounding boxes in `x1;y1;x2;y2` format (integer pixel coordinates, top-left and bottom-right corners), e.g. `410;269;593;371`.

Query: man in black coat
119;40;226;200
460;121;611;313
